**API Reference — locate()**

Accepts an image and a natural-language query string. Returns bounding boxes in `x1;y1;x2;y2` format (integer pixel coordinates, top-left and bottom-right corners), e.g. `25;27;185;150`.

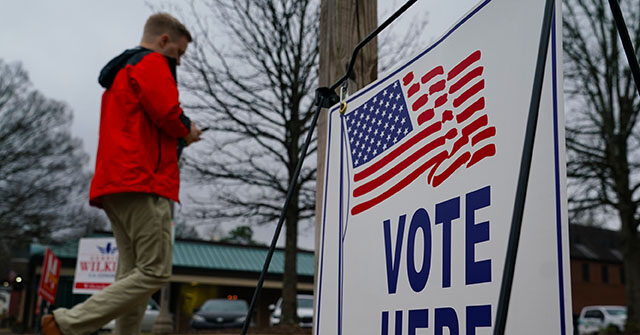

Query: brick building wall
569;224;628;318
570;259;626;315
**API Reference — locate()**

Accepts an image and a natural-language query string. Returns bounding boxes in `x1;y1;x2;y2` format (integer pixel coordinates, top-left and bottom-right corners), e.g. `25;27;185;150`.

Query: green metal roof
31;237;315;277
31;240;81;259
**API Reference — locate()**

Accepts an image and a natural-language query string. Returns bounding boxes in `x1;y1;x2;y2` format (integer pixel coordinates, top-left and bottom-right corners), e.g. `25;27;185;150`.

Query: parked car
190;298;249;329
577;305;627;334
269;294;313;328
100;299;162;333
0;290;10;315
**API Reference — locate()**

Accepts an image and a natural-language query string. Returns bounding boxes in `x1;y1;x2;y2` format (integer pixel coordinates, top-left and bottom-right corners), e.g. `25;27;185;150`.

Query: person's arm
128;52;190;138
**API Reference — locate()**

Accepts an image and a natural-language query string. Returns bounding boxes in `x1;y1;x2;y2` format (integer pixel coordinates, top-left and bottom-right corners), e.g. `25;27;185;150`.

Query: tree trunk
622;214;640;331
282;185;300;325
282;98;302;325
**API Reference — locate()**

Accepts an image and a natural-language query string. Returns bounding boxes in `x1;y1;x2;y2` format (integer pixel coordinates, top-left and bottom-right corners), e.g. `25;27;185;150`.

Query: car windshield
298;297;313;308
201;300;248;313
148;299;159;310
606;308;627;316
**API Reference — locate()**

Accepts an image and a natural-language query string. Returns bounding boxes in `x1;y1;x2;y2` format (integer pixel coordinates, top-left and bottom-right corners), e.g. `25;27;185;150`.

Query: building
569;224;626;317
14;234;314;332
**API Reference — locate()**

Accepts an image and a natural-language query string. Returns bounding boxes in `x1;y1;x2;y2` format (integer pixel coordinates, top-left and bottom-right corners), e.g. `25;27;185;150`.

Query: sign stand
608;0;640;95
492;0;555;333
495;0;640;333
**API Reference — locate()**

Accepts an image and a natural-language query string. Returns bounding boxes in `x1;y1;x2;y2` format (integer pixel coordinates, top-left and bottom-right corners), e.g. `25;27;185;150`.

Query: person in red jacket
42;13;201;335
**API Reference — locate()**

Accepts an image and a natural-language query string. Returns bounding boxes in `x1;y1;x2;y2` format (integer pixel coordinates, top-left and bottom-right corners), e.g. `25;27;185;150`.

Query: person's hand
184;121;202;146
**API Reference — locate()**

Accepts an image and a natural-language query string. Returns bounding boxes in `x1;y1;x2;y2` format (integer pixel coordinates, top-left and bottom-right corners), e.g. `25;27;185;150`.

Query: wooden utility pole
314;0;377;324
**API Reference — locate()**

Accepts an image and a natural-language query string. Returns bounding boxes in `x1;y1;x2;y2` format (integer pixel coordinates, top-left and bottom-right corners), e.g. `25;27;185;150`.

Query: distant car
100;299;162;333
577;305;627;334
269;294;313;328
0;290;10;315
190;298;249;330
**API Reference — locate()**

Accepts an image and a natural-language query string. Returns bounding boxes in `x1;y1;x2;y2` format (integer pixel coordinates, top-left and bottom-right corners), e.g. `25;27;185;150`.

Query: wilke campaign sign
72;238;119;294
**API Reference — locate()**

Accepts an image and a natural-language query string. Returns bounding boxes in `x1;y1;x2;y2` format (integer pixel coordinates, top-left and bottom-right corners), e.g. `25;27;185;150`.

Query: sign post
72;238;119;294
315;0;572;334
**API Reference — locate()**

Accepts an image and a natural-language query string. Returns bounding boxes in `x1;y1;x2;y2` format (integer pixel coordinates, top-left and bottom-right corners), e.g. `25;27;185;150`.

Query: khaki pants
53;193;172;335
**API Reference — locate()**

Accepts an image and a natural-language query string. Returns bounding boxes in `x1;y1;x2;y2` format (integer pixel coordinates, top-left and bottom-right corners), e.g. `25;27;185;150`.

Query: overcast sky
0;0;479;248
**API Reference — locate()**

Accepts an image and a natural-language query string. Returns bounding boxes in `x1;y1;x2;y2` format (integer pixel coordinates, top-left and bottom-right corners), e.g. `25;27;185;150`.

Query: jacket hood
98;47;151;89
98;47;178;89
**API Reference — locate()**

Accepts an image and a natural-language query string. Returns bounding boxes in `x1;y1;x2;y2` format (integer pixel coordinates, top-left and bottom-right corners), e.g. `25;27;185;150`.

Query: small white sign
72;238;119;294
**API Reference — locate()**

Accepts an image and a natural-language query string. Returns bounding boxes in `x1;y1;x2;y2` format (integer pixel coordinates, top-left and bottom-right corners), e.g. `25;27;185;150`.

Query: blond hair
142;12;192;43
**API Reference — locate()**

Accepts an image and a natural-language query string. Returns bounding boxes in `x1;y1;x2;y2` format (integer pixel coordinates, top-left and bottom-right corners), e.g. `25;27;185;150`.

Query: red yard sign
38;248;60;304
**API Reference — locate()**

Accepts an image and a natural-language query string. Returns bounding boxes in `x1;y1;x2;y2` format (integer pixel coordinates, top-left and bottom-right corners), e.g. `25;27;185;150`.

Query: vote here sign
315;0;572;334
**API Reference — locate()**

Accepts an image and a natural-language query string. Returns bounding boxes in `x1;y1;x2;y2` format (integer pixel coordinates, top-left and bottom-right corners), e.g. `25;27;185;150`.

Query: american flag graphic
344;50;496;215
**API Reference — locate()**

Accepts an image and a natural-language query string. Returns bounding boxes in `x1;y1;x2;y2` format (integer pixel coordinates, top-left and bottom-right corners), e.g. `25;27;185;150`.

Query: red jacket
90;47;191;207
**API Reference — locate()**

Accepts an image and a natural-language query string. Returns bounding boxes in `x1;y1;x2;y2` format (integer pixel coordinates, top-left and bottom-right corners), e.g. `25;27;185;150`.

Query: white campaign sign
72;238;119;294
315;0;572;334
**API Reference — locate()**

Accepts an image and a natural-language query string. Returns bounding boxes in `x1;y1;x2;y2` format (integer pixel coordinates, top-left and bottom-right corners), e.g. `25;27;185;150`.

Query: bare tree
176;0;319;325
378;0;429;74
220;225;263;246
563;0;640;330
0;59;105;280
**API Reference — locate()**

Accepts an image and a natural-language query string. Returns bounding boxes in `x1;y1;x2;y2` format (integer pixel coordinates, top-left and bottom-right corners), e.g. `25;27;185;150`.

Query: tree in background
176;0;319;325
220;225;263;246
563;0;640;329
174;219;201;240
0;59;105;278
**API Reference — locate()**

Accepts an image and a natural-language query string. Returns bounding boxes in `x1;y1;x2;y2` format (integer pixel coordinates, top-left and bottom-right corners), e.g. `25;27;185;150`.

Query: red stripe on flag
445;128;458;140
449;66;484;94
467;144;496;167
351;151;448;215
354;122;442;182
353;136;447;197
456;97;485;123
422;66;444;84
412;94;429;111
429;79;446;94
453;80;484;108
408;83;420;98
417;109;435;125
471;126;496;146
448;50;481;80
462;115;488;136
434;94;448;108
432;152;471;187
403;72;414;86
442;110;454;123
449;135;469;157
